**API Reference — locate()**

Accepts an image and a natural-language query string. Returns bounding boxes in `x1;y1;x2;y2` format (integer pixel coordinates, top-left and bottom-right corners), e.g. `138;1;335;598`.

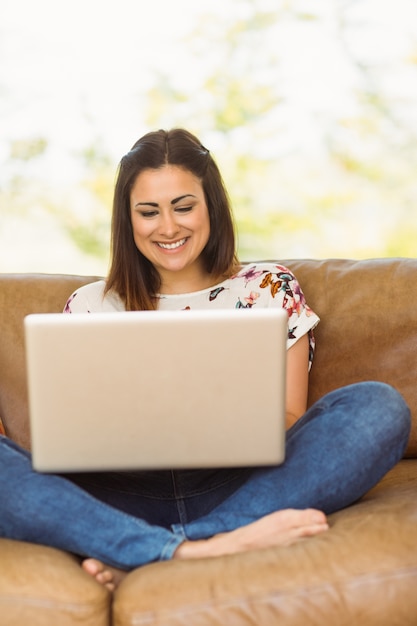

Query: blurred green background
1;0;417;275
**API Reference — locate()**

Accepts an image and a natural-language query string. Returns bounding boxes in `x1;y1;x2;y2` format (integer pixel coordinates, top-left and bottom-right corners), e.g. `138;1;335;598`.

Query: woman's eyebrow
134;194;196;209
171;194;196;205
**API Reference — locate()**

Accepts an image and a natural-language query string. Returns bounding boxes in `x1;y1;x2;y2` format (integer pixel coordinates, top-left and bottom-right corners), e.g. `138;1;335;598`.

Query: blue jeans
0;382;410;570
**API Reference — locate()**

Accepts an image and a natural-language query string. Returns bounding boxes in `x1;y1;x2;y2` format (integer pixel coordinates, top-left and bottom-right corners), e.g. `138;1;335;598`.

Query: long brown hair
105;129;239;310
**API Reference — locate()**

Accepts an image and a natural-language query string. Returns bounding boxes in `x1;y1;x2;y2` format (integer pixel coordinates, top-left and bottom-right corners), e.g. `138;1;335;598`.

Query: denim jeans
0;382;410;570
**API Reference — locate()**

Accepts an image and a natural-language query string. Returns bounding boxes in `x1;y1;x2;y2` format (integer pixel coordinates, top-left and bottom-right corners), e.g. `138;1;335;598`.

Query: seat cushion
0;539;109;626
113;460;417;626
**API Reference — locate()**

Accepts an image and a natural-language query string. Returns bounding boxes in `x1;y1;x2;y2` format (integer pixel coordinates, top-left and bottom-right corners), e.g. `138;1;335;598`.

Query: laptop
24;308;288;472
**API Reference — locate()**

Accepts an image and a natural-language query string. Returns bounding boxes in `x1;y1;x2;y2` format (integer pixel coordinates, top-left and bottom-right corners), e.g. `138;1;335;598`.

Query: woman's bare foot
82;558;128;592
81;510;327;585
174;508;329;560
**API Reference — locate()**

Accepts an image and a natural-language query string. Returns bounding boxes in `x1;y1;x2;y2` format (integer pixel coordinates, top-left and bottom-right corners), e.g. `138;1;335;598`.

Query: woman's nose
159;213;180;238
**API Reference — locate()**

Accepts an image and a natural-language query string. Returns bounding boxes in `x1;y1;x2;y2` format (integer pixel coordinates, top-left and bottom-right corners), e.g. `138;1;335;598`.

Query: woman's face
130;165;211;293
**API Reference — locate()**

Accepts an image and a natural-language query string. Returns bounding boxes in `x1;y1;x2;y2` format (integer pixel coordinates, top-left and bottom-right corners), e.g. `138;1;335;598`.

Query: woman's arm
285;333;310;429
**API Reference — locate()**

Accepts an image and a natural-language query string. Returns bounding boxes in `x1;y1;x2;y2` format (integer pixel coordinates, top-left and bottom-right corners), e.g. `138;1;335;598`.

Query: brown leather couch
1;258;417;626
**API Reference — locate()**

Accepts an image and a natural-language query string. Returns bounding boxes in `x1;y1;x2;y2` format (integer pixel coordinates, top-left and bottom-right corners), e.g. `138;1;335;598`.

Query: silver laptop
24;308;287;472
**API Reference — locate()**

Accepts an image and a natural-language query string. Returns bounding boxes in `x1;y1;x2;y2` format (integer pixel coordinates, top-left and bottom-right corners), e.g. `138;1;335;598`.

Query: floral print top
64;262;320;369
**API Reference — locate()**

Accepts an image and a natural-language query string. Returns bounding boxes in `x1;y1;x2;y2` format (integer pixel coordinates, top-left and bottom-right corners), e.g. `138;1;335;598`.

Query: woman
0;129;411;591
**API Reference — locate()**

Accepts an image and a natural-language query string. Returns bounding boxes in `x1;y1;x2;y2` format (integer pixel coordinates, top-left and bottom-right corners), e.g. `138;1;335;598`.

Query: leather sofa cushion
112;460;417;626
0;540;109;626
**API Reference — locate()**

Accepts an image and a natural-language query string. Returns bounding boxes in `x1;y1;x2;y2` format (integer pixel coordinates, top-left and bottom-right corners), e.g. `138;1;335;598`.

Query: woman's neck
158;269;224;295
157;258;241;295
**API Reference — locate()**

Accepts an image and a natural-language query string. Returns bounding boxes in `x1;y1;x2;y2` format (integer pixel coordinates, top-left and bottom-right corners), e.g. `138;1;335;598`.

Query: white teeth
157;238;186;250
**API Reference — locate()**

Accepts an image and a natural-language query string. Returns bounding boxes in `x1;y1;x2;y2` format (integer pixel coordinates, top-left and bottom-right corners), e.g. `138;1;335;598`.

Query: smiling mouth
157;238;187;250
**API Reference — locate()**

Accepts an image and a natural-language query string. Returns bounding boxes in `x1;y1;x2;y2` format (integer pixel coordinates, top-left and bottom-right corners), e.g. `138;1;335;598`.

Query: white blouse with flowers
64;262;320;369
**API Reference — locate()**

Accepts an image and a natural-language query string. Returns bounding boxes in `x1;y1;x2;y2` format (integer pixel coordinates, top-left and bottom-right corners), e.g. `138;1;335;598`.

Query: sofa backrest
0;259;416;456
285;258;417;458
0;274;99;448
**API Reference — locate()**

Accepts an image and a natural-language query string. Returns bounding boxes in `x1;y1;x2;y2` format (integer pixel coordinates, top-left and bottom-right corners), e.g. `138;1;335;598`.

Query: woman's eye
140;210;158;218
175;206;193;213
